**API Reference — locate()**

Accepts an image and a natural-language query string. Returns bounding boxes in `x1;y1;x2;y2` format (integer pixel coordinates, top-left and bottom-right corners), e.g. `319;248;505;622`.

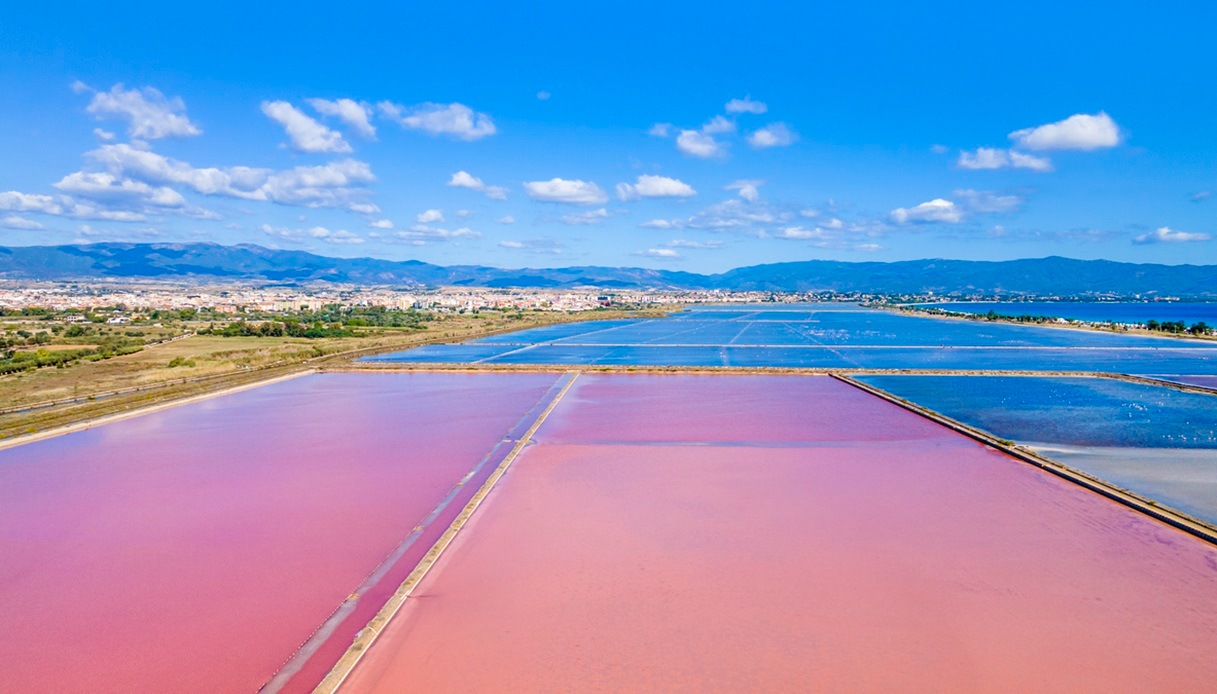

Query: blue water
363;303;1217;372
917;301;1217;326
855;374;1217;526
856;375;1217;448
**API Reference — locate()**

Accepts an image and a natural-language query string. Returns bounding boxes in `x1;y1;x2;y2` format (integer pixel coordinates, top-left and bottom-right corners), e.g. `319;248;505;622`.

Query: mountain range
1;243;1215;298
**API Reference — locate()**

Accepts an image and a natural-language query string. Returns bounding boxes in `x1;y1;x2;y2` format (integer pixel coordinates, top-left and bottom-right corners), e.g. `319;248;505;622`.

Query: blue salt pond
856;374;1217;526
365;303;1217;373
918;301;1217;326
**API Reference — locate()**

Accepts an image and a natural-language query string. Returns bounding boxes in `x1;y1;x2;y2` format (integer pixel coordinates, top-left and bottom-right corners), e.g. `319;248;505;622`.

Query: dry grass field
0;309;663;440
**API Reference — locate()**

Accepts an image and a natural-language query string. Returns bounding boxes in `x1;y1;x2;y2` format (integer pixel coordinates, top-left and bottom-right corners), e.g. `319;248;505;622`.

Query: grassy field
0;308;665;440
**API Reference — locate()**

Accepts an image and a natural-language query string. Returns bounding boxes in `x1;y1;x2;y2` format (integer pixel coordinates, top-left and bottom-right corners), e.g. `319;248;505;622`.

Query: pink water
346;374;1217;693
0;372;560;693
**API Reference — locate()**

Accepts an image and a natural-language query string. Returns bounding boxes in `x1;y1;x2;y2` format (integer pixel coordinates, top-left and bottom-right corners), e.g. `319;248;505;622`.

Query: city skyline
1;1;1214;272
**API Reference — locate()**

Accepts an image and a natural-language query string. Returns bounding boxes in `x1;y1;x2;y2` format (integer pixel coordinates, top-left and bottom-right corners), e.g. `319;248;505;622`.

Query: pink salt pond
345;374;1217;693
0;372;562;693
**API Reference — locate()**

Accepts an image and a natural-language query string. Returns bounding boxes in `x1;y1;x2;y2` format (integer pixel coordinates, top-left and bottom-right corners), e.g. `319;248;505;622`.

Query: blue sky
1;1;1214;272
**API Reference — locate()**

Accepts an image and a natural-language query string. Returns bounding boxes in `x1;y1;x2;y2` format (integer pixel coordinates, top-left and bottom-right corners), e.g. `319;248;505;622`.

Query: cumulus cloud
416;209;444;223
890;198;963;224
523;178;607;204
82;83;202;140
83;143;376;211
497;215;516;224
560;208;609;225
261;101;352;153
676;129;724;158
54;171;188;209
1133;226;1211;244
701;115;736;135
262;223;364;245
957;147;1053;172
378;101;496;140
447;170;507;200
747;123;797;148
725;96;768;115
306;98;376;138
641;219;679;229
369;219;394;229
725;179;762;202
1;215;44;230
1009;112;1120;151
616;175;697;201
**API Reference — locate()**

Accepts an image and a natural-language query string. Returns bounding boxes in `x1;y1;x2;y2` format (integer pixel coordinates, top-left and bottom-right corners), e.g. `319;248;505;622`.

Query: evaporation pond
343;374;1217;692
0;371;561;693
362;303;1217;372
858;375;1217;526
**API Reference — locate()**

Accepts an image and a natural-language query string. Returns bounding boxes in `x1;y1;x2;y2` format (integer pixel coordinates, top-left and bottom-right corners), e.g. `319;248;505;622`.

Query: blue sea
916;301;1217;326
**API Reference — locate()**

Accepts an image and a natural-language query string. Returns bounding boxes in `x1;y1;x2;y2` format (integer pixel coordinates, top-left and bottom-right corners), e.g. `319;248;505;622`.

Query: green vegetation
1145;319;1211;336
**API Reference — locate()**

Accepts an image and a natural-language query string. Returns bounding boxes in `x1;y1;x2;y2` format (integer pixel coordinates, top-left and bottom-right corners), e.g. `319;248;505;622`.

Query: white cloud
348;202;381;215
641;219;679;229
1191;191;1213;203
665;239;722;249
378;101;496;140
701;115;736;134
890;198;962;224
447;170;507;200
725;179;762;202
84;143;376;211
648;123;673;137
560;208;609;225
747;123;797;148
416;209;444;223
774;227;823;240
1009;112;1120;151
616;175;697;201
636;247;681;259
725;97;768;115
84;84;202;140
676;129;723;158
306;98;376;138
1;215;44;230
262;223;365;245
54;171;187;208
498;215;516;224
456;209;474;219
370;219;394;229
498;238;562;254
1009;151;1055;172
398;225;480;243
1133;226;1211;244
957;147;1052;172
523;178;607;204
0;191;67;215
536;91;551;101
954;189;1024;214
93;128;116;141
261;101;352;153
